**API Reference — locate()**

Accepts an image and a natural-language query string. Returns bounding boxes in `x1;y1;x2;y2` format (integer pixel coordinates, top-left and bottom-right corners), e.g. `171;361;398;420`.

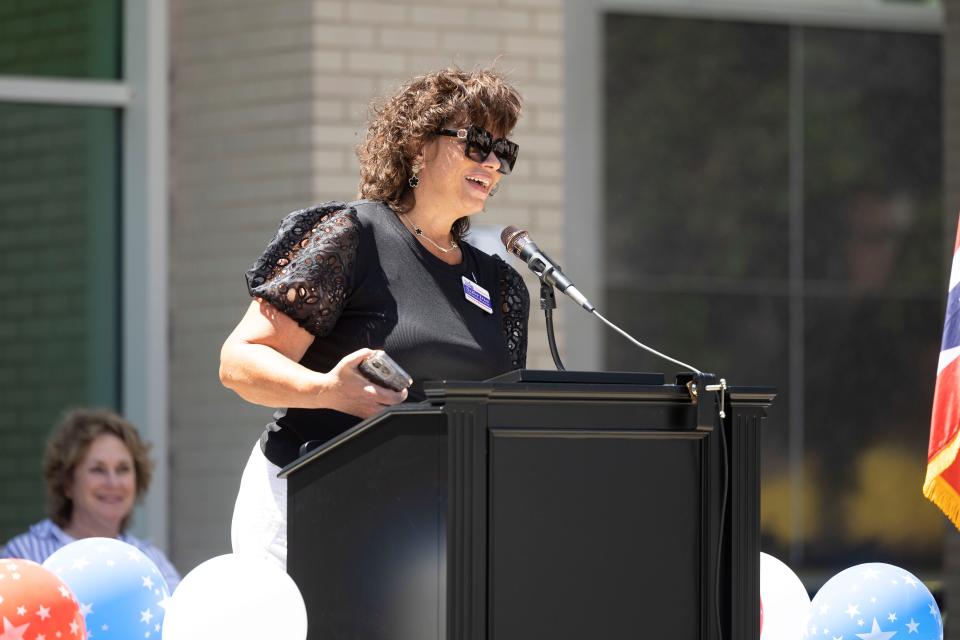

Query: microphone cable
589;309;702;375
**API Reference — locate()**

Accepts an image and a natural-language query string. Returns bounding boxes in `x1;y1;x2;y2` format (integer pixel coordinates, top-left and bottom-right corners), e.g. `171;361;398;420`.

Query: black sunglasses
436;125;519;175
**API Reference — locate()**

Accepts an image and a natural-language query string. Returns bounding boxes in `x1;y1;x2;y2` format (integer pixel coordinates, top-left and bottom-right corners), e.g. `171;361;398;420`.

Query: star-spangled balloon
0;559;85;640
808;563;943;640
43;538;171;640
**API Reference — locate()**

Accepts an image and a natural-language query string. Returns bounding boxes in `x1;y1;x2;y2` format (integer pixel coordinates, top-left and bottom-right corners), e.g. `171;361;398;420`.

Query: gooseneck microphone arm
500;225;702;375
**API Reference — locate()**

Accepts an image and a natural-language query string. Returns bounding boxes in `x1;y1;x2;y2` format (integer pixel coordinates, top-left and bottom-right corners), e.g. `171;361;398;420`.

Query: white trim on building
123;0;170;552
0;76;131;107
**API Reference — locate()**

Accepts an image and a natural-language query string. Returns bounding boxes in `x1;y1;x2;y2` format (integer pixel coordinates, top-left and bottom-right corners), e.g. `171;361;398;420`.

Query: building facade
0;0;957;629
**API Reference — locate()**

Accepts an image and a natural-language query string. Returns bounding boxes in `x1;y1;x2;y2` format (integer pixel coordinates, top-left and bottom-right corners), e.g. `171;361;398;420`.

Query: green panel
0;0;121;79
0;103;121;543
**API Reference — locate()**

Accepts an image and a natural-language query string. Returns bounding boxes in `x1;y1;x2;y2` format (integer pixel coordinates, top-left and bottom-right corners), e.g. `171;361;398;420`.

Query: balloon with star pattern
0;559;86;640
42;538;171;640
808;563;943;640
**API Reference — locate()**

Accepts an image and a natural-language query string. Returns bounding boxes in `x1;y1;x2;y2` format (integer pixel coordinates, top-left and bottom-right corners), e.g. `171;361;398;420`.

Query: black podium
280;371;775;640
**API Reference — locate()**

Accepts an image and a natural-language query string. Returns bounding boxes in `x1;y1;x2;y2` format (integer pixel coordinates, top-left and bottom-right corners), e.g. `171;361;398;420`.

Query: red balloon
0;559;85;640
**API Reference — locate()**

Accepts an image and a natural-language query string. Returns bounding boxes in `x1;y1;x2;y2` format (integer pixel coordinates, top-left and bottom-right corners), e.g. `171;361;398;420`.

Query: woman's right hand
320;348;408;418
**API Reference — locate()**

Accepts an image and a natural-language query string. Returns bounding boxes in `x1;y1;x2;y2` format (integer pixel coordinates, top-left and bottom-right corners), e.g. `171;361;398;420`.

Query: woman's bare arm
219;299;405;418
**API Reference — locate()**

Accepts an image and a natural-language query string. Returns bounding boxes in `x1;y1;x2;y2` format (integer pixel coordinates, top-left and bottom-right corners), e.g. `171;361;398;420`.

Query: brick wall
169;0;565;570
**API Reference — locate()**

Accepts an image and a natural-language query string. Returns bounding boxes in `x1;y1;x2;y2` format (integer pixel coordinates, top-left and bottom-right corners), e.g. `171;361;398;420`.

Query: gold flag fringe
922;475;960;529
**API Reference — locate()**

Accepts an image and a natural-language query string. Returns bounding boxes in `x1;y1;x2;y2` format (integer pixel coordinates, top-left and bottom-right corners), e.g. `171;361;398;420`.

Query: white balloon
162;553;307;640
760;552;811;640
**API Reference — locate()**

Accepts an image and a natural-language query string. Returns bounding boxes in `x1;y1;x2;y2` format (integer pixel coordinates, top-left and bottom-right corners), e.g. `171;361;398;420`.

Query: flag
923;214;960;529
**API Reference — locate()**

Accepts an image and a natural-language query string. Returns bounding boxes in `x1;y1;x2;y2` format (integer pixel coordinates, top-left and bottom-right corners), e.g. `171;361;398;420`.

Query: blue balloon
43;537;171;640
809;563;942;640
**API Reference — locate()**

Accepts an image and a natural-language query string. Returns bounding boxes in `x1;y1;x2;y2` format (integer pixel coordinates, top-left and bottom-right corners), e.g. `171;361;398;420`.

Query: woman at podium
219;67;530;570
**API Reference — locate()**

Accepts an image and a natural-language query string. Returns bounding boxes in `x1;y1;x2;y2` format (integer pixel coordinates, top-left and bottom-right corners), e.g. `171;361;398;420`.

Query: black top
245;199;530;466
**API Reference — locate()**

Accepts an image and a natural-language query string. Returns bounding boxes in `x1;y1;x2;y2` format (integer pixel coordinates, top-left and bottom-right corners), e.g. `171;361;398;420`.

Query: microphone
501;226;595;312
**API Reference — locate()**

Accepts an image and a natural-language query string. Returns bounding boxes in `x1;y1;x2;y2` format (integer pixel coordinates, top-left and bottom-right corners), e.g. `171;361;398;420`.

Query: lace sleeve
496;257;530;369
245;202;361;338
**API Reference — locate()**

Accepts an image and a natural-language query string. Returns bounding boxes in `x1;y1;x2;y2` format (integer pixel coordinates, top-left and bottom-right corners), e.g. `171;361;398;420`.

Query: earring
408;172;420;188
489;183;500;197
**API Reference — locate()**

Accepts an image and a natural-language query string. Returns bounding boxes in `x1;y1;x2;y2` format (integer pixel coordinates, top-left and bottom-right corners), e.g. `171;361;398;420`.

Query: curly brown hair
357;67;523;241
43;407;154;531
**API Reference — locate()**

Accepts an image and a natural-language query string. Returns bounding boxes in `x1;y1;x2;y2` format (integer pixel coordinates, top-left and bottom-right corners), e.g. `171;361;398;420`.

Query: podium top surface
279;371;776;479
424;370;775;403
484;370;665;385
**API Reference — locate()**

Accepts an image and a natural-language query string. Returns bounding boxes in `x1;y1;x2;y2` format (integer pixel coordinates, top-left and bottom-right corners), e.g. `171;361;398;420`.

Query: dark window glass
0;0;122;79
0;104;121;541
604;13;943;577
605;15;790;283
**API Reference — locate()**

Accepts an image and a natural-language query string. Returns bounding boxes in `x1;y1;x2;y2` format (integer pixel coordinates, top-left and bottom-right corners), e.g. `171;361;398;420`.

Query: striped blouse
1;519;180;590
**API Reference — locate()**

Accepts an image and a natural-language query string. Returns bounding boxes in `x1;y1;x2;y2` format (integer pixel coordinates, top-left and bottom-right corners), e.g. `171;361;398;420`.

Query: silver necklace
400;212;459;253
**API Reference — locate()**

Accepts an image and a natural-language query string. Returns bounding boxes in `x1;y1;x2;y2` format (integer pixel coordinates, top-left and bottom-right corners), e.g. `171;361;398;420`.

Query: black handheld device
358;351;413;392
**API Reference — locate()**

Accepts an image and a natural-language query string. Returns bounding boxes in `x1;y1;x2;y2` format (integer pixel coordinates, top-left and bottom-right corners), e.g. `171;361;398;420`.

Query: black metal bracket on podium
280;370;775;640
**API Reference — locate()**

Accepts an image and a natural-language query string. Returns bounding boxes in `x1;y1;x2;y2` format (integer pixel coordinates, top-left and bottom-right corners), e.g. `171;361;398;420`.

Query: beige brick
482;204;534;229
176;79;312;111
503;181;563;205
440;30;503;53
177;153;319;187
409;52;479;72
312;48;346;71
347;50;409;73
347;2;408;23
534;10;563;34
534;158;562;179
503;34;562;59
535;60;562;81
379;27;441;51
314;149;348;172
411;5;469;26
311;73;378;98
313;1;347;20
177;25;315;62
516;83;563;107
493;58;533;82
312;124;367;147
345;98;374;121
533;107;563;131
468;8;532;31
344;150;363;172
173;2;316;40
504;0;561;8
312;98;347;121
313;24;376;47
532;206;565;232
175;50;322;89
311;173;363;199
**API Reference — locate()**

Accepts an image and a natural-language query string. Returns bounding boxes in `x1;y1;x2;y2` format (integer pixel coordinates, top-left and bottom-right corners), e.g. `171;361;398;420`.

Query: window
0;0;168;546
604;13;944;576
0;103;121;538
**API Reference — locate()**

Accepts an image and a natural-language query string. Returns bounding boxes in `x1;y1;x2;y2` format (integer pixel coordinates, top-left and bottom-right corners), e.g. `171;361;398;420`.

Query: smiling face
415;123;505;217
67;434;137;531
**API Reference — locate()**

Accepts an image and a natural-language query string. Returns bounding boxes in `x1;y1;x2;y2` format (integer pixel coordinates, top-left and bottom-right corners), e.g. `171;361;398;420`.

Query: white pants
231;441;288;570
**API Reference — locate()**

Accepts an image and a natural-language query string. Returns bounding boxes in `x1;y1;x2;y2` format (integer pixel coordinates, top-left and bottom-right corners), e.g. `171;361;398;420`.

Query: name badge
462;276;493;314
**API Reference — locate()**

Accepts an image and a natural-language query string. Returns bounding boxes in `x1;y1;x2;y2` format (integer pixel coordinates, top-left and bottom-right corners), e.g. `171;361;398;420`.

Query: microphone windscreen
500;225;528;255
